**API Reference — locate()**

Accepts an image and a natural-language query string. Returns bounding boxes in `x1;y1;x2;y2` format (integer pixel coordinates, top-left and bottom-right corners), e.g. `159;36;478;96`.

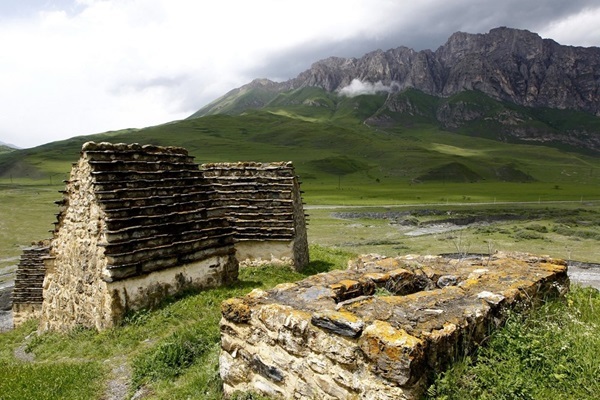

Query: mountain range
1;27;599;195
191;27;600;153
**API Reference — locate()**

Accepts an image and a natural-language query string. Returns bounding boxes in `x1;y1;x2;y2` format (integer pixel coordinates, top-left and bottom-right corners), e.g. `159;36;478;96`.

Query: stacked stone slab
202;162;309;269
40;142;239;331
12;245;50;326
219;252;569;399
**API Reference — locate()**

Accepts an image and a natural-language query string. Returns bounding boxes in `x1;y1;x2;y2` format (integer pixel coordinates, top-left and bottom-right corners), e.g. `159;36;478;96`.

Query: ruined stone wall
202;162;309;270
40;155;114;331
219;252;569;399
12;245;49;327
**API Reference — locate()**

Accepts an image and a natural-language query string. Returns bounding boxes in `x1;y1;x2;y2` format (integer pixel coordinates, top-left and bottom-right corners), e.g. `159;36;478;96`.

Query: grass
1;254;598;399
0;185;61;281
0;92;599;398
0;246;353;400
0;199;599;399
0;361;104;400
426;286;600;400
306;203;600;263
2;95;600;197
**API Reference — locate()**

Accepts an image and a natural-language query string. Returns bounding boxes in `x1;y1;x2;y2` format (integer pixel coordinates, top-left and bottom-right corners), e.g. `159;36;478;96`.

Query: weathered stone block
220;252;568;399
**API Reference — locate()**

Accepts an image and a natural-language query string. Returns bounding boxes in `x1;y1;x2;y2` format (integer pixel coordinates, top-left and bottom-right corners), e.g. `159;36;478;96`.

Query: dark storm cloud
245;0;600;82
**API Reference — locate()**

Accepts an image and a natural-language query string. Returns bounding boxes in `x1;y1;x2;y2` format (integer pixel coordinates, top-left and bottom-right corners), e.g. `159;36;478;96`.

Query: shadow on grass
301;260;336;276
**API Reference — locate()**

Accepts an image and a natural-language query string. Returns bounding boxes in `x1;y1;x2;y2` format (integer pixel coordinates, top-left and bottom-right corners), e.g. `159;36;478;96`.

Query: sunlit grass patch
0;361;104;400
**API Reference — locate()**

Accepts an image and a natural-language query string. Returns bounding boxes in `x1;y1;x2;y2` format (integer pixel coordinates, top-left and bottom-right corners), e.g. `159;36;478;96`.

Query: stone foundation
235;241;294;267
13;303;42;327
219;252;569;399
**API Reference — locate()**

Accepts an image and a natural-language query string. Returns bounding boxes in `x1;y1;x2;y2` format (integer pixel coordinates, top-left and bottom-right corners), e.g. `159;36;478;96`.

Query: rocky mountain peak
285;27;600;116
191;28;600;153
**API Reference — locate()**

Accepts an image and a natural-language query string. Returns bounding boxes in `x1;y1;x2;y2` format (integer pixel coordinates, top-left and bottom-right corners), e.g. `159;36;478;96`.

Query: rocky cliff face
197;27;600;116
289;27;600;116
191;27;600;152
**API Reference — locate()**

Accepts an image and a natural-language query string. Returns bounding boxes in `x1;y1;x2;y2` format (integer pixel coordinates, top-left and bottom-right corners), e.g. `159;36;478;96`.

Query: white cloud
0;0;598;148
339;79;398;97
539;7;600;47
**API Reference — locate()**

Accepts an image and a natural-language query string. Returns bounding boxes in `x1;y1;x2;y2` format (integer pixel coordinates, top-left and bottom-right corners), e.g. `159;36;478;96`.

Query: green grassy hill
0;145;15;155
191;86;600;154
1;94;599;204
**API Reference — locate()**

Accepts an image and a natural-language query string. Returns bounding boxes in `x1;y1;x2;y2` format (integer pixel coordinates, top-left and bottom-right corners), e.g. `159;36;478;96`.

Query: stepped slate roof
54;142;235;282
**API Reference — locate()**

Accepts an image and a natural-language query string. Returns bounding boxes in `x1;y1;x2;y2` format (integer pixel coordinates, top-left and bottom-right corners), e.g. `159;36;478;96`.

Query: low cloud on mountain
338;79;399;97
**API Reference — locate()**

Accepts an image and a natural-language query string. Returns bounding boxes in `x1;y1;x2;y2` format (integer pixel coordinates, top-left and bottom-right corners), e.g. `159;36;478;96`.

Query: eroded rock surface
220;252;568;399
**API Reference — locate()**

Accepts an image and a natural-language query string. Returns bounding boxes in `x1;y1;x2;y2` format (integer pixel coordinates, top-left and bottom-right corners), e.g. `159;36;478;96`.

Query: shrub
512;229;544;241
525;224;548;233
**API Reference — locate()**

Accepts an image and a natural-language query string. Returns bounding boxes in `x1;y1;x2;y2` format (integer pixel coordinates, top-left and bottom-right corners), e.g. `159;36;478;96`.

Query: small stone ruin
219;252;569;399
202;162;308;268
12;142;308;331
11;244;50;327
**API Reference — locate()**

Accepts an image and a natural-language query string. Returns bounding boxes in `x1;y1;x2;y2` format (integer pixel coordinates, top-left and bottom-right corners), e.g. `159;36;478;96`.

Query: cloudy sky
1;0;599;148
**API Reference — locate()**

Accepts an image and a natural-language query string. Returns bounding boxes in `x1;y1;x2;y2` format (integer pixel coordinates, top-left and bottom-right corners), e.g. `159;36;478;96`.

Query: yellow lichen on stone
538;261;568;273
221;298;252;323
339;279;360;290
361;320;423;357
273;282;298;291
329;310;363;324
388;268;413;280
359;320;426;386
376;257;402;269
362;272;390;283
257;303;295;331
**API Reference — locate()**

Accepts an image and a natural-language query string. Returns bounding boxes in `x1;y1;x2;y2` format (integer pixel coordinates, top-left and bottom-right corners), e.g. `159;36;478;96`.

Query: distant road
305;199;600;210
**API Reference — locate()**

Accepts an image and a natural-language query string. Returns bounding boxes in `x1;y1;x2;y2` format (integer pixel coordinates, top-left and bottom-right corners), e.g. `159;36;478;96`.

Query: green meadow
1;95;600;398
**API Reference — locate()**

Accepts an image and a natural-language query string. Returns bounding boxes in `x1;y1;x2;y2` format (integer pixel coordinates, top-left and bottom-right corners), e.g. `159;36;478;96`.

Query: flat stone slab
219;252;569;399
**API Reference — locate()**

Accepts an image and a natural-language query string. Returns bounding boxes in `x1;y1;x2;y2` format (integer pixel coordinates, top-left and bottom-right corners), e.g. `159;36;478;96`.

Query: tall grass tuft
132;324;215;388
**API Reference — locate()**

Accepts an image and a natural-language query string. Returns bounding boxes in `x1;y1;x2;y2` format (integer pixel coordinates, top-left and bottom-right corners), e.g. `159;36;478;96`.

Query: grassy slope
0;145;15;155
0;247;354;400
426;285;600;399
0;97;599;204
0;96;598;268
1;89;600;398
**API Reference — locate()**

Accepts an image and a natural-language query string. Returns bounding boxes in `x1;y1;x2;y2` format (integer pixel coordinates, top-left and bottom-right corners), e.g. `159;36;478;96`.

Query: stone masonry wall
12;245;49;327
40;142;239;331
19;142;310;331
202;162;309;270
220;252;569;399
40;155;115;330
